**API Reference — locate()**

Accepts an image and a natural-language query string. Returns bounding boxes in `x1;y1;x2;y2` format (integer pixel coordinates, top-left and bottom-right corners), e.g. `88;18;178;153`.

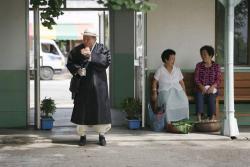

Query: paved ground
30;73;73;108
18;71;250;167
0;126;250;167
28;108;126;127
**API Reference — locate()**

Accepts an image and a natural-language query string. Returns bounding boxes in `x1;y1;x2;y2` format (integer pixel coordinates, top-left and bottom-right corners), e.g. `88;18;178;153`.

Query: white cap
81;29;97;37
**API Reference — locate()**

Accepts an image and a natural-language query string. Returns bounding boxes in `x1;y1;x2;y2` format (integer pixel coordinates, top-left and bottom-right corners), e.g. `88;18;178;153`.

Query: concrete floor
0;126;250;167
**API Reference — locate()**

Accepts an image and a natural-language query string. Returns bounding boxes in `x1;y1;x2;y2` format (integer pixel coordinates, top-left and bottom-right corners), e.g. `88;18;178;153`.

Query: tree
30;0;64;29
30;0;156;29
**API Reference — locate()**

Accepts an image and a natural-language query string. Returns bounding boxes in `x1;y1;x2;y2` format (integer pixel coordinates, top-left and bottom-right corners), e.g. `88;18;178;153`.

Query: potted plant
40;97;56;130
121;97;142;129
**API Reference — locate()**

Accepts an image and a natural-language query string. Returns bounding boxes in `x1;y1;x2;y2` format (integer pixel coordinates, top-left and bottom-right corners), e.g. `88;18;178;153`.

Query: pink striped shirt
194;61;222;88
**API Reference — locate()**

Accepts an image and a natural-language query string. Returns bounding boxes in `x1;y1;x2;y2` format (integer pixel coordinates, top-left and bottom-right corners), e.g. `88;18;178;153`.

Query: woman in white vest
151;49;189;130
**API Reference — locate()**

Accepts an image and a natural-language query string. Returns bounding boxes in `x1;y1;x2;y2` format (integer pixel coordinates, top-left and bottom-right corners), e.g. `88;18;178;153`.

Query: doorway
28;4;110;127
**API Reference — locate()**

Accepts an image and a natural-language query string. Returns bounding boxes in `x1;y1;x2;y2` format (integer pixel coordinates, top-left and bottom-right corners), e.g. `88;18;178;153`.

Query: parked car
30;39;65;80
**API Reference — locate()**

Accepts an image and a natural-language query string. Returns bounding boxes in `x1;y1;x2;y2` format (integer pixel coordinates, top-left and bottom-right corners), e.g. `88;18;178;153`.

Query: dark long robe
66;43;111;125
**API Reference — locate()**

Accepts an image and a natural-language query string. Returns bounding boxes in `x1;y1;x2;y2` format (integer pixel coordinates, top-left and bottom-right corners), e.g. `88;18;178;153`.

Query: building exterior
147;0;215;70
0;0;249;129
0;0;28;127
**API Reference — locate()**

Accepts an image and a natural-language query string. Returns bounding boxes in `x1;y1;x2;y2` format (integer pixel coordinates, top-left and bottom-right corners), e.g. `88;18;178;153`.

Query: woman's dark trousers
195;91;217;118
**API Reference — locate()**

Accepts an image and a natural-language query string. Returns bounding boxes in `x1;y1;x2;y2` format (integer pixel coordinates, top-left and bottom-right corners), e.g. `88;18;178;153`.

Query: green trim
147;68;250;73
0;70;27;128
0;112;27;128
182;67;250;72
221;67;250;72
224;103;250;126
111;54;134;108
147;69;195;73
180;69;195;72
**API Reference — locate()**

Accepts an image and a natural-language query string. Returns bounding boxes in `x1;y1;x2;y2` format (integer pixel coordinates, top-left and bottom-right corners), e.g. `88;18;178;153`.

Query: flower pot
41;117;54;130
127;119;140;129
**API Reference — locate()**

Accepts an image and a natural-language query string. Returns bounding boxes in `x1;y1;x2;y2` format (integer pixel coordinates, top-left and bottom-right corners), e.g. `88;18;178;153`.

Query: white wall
147;0;215;70
0;0;27;70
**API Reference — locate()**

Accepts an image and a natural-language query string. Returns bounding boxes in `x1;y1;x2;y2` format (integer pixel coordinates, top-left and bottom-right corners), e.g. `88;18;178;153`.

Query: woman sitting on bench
194;45;222;121
151;49;189;129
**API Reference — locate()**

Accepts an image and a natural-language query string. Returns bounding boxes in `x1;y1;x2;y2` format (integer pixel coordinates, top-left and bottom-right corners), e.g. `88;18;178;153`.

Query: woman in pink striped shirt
194;45;222;121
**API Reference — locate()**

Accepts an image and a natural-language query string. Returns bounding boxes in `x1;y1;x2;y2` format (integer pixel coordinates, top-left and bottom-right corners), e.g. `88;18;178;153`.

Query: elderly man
66;29;111;146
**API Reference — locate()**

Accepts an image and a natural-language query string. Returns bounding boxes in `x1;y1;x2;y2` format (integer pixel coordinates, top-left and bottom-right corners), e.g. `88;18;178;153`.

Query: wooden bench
219;72;250;118
218;72;250;102
149;72;250;119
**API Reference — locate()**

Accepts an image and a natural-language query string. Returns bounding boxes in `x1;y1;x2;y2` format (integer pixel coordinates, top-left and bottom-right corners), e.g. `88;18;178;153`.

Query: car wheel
40;67;54;80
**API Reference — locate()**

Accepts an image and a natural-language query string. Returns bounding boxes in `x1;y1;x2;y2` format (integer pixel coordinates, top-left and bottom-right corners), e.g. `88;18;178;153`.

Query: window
42;44;59;55
215;0;250;66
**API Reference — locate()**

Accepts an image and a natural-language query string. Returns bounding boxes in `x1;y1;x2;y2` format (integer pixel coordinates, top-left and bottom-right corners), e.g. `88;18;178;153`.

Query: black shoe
99;135;106;146
79;135;86;146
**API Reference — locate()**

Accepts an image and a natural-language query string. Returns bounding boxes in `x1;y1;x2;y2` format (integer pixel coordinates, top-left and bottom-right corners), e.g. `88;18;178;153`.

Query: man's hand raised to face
81;47;91;58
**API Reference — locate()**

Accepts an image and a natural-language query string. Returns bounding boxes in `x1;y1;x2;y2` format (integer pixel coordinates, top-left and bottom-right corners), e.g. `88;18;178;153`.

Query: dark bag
69;76;81;94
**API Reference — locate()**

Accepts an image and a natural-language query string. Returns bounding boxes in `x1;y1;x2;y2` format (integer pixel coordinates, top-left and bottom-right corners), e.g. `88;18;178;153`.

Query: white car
30;39;65;80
